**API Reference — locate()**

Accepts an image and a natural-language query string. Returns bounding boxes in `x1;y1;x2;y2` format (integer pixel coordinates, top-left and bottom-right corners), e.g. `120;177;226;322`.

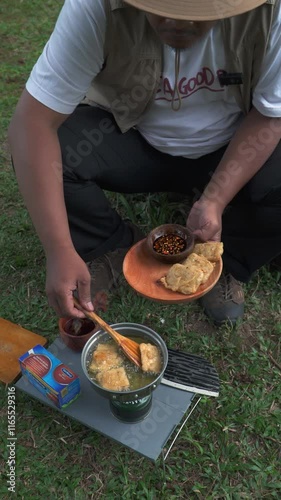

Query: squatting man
8;0;281;325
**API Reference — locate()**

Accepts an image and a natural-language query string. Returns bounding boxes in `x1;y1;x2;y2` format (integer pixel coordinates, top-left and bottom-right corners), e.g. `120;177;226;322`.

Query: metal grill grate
162;348;220;397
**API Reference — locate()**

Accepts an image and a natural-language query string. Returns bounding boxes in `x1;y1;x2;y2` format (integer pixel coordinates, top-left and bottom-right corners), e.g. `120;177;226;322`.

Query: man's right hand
46;247;94;318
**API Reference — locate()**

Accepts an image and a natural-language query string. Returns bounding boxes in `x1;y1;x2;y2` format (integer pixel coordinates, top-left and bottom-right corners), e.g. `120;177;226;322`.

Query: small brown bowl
59;317;99;352
145;224;194;264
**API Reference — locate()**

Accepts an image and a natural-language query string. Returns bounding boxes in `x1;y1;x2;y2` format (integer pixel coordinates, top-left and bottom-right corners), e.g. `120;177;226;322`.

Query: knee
243;148;281;207
245;179;281;207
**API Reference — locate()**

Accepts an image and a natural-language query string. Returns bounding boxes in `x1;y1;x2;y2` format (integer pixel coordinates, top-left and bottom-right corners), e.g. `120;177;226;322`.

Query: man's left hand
186;198;222;242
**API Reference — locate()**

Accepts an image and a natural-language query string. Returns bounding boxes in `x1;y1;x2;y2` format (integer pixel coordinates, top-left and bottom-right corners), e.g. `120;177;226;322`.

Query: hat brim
124;0;267;20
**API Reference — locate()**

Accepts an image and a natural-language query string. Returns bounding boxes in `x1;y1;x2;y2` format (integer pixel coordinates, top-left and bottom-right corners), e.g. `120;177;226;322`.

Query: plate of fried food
123;240;223;303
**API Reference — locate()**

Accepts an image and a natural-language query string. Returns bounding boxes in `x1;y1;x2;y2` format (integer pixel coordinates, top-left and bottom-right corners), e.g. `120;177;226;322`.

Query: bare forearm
8;121;73;256
202;108;281;209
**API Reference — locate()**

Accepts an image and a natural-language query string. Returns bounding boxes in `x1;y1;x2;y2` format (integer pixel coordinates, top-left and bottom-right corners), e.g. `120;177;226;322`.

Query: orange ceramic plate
123;239;223;304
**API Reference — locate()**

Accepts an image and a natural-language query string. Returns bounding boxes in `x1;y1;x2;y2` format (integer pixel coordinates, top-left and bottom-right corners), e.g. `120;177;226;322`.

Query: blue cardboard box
19;344;80;408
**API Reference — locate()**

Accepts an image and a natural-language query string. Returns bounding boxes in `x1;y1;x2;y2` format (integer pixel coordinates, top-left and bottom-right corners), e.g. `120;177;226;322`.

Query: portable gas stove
16;337;219;462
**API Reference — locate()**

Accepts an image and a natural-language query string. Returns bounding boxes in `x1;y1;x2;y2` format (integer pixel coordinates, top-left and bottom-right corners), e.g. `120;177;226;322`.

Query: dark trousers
58;106;281;282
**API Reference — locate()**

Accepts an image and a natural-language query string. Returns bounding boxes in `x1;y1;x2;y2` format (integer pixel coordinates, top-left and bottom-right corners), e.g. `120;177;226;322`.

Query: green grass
0;1;281;498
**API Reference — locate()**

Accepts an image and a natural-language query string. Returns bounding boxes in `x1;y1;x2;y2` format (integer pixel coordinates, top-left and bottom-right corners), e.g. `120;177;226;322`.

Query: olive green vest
85;0;276;132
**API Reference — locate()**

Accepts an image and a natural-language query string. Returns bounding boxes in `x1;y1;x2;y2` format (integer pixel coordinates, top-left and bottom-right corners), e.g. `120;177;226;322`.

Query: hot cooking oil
87;337;162;391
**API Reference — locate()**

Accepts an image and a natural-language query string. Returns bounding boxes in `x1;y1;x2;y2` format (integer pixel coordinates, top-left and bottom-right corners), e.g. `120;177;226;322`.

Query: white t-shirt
137;35;244;158
26;0;281;159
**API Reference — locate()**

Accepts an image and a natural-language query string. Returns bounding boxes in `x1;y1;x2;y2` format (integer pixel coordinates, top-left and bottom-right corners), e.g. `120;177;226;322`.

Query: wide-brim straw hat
124;0;268;20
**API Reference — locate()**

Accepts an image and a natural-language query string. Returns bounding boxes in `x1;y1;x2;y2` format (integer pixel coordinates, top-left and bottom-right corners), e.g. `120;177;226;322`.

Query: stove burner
110;394;152;422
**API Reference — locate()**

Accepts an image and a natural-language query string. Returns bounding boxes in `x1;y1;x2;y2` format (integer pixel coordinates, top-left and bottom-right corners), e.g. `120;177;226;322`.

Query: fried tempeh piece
96;367;130;391
161;262;204;294
183;252;214;284
193;242;224;262
140;343;162;373
89;343;123;373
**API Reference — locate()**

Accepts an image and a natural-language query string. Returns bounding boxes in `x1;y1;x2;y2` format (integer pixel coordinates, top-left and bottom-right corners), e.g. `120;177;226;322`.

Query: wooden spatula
73;297;142;368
